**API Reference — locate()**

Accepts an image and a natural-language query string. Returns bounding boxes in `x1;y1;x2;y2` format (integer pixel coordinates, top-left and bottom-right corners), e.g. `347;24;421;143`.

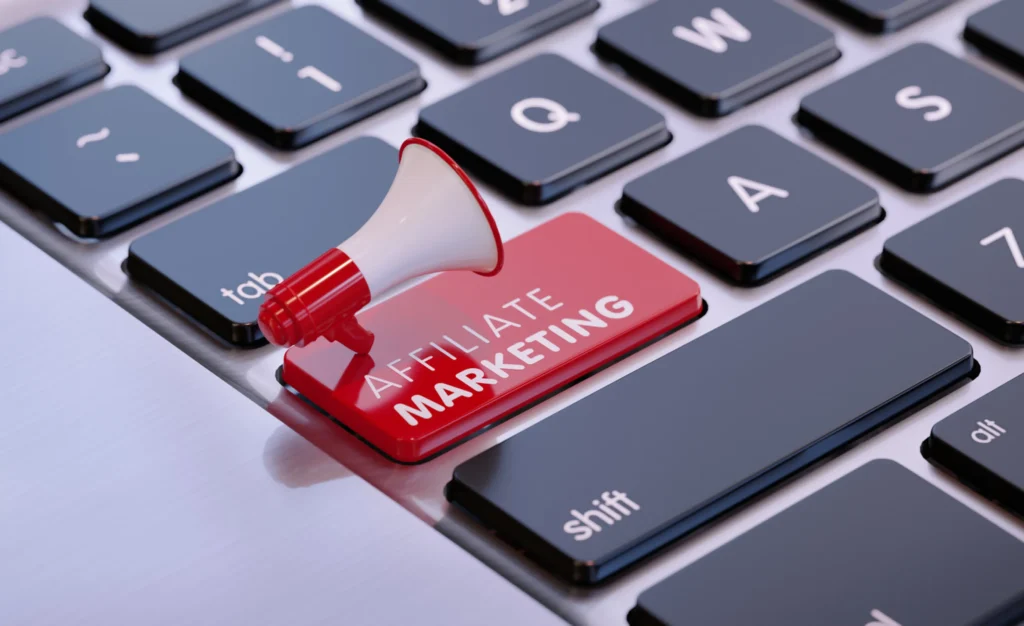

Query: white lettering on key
971;419;1008;444
511;97;581;133
895;86;952;122
76;127;110;148
0;48;28;75
298;65;342;92
727;176;789;213
981;226;1024;268
479;0;529;16
255;35;294;63
221;271;285;306
115;153;140;163
562;491;641;542
866;609;902;626
672;8;751;54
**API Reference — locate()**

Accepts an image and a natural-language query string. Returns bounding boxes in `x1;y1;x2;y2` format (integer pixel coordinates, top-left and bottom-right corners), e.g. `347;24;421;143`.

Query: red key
282;212;702;463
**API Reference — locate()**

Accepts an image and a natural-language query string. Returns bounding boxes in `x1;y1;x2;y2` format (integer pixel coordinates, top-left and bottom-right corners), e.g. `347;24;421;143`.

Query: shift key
447;270;974;584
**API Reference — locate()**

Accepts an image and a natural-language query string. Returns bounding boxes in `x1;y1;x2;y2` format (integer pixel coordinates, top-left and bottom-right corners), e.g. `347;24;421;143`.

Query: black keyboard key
965;0;1024;77
798;43;1024;192
805;0;958;33
417;54;669;204
85;0;282;54
629;461;1024;625
881;179;1024;344
176;6;425;150
358;0;599;65
595;0;839;117
925;374;1024;518
0;18;108;124
621;126;881;284
447;271;974;584
128;137;394;345
0;86;239;238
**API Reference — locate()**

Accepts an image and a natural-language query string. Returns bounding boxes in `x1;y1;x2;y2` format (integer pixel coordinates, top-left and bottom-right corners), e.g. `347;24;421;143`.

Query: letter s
596;296;634;320
563;520;593;542
895;86;952;122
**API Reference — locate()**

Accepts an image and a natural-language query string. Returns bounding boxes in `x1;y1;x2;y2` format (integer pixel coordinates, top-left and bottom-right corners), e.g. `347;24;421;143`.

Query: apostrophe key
280;213;703;464
0;18;108;124
628;461;1024;626
805;0;959;33
416;54;670;205
925;374;1024;518
448;271;973;584
128;137;396;346
965;0;1024;77
620;126;881;284
176;6;425;150
85;0;282;54
0;85;239;238
595;0;839;117
357;0;599;65
881;179;1024;344
798;44;1024;192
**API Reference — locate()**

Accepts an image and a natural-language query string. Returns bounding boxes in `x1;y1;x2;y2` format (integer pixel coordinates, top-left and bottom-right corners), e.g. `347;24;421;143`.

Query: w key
448;271;973;584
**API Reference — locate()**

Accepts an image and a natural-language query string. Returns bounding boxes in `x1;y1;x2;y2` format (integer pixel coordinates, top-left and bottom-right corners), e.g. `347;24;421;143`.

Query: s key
447;271;974;584
798;43;1024;192
629;461;1024;626
925;373;1024;519
881;179;1024;344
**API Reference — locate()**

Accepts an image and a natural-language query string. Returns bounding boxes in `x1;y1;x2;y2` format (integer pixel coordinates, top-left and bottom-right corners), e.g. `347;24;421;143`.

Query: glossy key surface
416;54;670;204
358;0;599;64
85;0;282;53
926;373;1024;518
448;271;973;584
621;126;881;284
798;43;1024;192
128;137;396;345
881;179;1024;344
806;0;959;32
0;85;239;238
965;0;1024;77
629;461;1024;626
0;17;108;124
595;0;839;117
176;6;425;149
281;213;703;464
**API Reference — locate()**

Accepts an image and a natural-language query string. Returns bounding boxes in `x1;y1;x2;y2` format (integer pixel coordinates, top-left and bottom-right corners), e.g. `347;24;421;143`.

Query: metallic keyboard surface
1;0;1023;623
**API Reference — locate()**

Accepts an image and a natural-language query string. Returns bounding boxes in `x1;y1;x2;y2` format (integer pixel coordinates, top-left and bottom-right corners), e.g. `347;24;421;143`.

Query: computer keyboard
1;0;1024;624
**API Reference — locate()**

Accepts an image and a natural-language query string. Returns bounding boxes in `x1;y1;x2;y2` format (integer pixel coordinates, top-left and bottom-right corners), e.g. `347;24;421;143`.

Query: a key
0;18;108;124
595;0;839;117
965;0;1024;77
176;6;425;150
85;0;282;54
357;0;599;65
129;137;396;346
620;126;881;284
798;44;1024;193
0;86;239;238
628;461;1024;625
804;0;959;33
416;54;670;205
880;179;1024;344
447;270;973;584
280;213;703;464
925;374;1024;519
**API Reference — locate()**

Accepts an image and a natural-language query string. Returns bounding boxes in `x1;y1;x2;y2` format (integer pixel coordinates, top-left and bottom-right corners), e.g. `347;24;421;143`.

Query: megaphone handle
324;314;375;355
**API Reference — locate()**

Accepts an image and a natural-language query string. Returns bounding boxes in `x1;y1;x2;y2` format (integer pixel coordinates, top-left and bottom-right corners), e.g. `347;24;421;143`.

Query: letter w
672;8;751;53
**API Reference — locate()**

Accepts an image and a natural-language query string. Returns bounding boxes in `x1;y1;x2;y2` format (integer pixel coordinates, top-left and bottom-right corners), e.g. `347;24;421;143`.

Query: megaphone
257;138;504;354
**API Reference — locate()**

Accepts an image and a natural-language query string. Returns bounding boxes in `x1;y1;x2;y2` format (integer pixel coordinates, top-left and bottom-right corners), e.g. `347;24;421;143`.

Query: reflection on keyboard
1;0;1024;623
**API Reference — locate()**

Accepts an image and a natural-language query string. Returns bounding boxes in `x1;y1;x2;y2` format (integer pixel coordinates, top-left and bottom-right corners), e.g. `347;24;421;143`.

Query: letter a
727;176;789;214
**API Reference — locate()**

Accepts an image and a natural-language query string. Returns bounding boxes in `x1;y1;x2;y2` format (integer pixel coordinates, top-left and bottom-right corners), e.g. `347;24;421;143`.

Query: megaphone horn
258;138;504;353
